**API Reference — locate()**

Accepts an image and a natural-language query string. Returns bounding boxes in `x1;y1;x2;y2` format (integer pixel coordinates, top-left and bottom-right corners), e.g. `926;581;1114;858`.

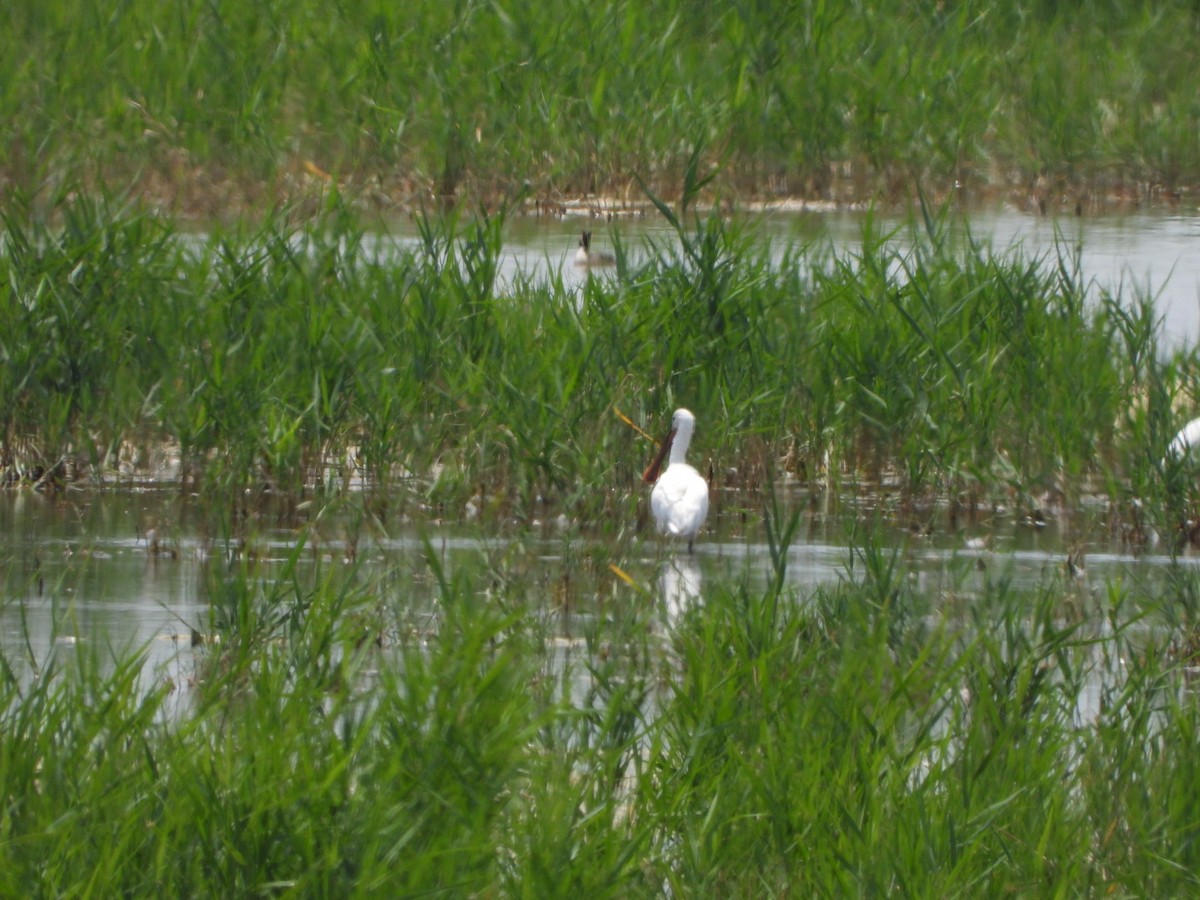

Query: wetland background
5;0;1200;894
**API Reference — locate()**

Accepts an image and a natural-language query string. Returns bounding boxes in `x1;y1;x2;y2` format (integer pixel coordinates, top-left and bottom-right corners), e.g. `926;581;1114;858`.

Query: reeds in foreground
1;519;1198;894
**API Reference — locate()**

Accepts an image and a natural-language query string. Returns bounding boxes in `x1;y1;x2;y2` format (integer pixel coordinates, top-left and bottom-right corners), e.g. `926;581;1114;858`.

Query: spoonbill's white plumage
643;408;709;553
1168;417;1200;460
574;230;615;267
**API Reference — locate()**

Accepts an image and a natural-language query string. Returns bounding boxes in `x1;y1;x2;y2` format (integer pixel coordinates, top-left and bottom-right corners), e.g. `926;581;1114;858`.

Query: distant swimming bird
643;408;709;553
574;230;616;267
1167;417;1200;461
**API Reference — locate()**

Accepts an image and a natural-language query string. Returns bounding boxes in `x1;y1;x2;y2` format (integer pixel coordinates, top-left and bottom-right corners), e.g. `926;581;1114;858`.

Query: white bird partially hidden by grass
643;408;709;553
1168;417;1200;461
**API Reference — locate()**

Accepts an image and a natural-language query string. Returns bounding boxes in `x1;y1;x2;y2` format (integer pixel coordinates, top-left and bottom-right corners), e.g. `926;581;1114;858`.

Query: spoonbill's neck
669;422;693;465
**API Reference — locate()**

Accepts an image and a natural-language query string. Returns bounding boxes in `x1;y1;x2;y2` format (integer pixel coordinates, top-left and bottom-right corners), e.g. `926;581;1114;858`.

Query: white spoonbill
574;231;616;267
1168;417;1200;460
643;408;709;553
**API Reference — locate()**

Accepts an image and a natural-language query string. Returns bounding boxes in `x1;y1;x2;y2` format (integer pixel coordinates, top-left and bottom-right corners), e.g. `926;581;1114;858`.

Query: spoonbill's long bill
643;408;709;553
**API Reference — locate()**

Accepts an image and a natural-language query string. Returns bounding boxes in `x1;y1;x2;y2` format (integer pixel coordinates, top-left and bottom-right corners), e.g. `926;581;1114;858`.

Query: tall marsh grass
2;523;1199;894
4;194;1198;543
4;0;1200;207
2;181;1197;888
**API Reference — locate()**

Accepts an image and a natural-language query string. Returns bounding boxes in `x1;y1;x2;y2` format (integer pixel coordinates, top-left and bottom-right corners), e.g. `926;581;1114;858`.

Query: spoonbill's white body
574;231;616;267
643;408;709;553
1168;417;1200;460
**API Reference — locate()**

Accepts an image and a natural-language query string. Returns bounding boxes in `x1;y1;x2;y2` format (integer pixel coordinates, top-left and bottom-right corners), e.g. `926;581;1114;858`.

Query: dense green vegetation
7;0;1200;893
3;526;1200;895
5;0;1200;211
3;193;1198;539
9;189;1200;891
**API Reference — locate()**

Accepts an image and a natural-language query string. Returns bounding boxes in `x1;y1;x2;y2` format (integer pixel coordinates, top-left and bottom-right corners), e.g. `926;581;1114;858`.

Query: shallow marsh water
6;203;1200;716
2;482;1195;724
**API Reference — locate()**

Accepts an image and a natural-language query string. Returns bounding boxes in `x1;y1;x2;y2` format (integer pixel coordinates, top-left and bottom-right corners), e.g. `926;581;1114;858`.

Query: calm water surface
2;484;1197;719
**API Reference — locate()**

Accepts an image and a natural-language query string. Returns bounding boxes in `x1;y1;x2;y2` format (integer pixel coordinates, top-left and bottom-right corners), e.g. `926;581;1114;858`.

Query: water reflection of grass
2;524;1199;894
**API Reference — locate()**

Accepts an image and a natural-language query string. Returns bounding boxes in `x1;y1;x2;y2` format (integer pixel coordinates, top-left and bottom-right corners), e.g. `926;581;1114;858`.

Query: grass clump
4;194;1197;545
2;521;1200;894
